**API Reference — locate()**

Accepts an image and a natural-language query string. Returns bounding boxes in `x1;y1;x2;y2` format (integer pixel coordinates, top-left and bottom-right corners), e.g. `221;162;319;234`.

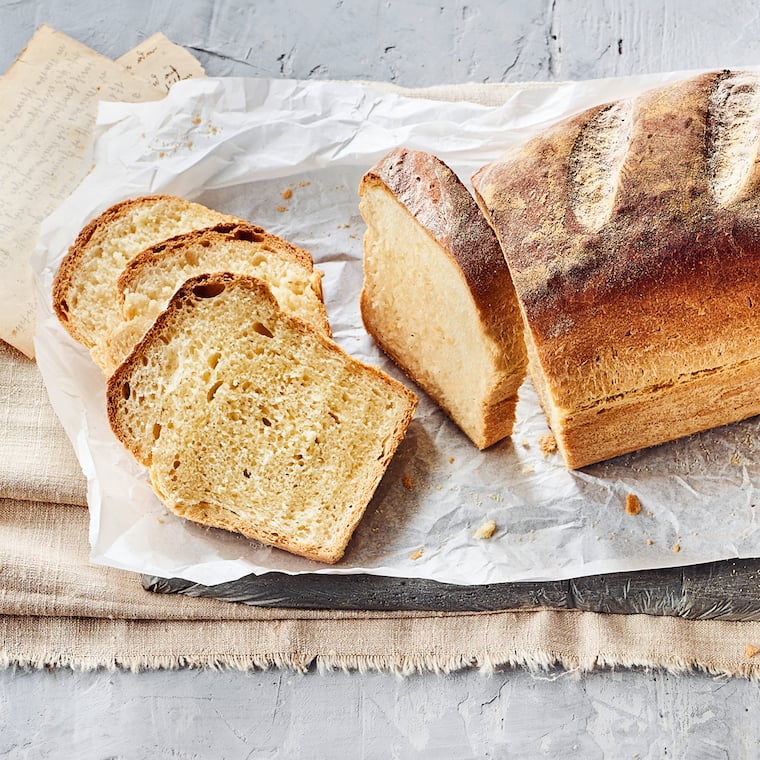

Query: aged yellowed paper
116;31;205;90
0;25;203;358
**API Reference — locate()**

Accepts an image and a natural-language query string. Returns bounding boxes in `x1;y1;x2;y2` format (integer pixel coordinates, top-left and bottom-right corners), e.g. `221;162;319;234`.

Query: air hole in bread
185;249;200;265
328;411;340;424
233;227;265;243
252;322;274;338
59;300;69;318
243;468;251;478
193;282;226;299
207;380;223;401
121;382;131;400
152;422;161;440
208;351;221;369
262;417;272;427
199;240;211;248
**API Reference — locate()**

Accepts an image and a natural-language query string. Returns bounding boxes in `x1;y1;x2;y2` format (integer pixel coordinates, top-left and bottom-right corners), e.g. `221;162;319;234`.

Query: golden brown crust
107;272;417;564
472;70;760;467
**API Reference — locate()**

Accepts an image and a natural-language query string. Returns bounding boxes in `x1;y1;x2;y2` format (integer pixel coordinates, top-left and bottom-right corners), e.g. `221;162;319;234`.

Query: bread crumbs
745;643;760;659
625;493;642;515
646;539;654;545
410;547;424;560
672;543;681;553
449;456;455;464
191;117;202;125
282;188;293;200
474;520;497;539
538;433;557;456
276;206;288;213
403;474;413;490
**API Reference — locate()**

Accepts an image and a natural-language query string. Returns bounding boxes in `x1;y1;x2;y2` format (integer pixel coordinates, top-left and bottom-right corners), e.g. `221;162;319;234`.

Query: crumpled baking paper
32;73;760;586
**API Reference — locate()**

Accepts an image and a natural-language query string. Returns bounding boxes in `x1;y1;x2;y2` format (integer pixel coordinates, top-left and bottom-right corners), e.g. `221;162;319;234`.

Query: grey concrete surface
3;1;760;757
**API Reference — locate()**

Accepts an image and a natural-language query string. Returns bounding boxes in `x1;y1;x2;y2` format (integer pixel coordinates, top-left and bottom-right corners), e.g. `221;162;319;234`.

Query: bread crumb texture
473;519;497;539
108;223;329;371
746;643;760;659
625;493;642;516
538;433;557;456
672;543;681;553
409;547;424;560
107;272;416;564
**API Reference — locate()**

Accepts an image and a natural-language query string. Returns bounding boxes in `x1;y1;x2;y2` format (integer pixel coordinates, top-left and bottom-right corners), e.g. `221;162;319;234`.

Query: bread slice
106;272;417;564
359;148;527;449
105;221;329;372
472;70;760;468
53;195;238;371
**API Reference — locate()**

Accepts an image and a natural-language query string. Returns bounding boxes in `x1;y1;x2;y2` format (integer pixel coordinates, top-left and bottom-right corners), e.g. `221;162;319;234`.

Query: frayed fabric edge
2;649;760;680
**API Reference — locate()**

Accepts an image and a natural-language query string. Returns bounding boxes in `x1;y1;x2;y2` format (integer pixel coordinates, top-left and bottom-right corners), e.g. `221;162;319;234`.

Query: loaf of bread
106;221;329;371
359;148;527;449
107;272;417;564
53;195;238;372
472;70;760;468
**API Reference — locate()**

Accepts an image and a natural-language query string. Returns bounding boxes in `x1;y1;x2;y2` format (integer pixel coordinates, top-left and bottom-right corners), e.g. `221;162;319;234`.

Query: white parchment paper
32;73;760;586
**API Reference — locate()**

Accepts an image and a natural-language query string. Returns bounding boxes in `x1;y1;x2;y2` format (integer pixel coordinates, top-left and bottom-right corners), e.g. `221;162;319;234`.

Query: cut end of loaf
359;148;526;449
107;272;416;564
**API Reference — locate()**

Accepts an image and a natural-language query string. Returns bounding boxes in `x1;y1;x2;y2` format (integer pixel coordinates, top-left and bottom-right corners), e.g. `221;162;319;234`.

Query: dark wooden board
143;557;760;621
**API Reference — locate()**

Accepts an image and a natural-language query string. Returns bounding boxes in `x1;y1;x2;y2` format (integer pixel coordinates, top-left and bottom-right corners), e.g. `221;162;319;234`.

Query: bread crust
107;272;417;564
472;70;760;467
359;148;527;448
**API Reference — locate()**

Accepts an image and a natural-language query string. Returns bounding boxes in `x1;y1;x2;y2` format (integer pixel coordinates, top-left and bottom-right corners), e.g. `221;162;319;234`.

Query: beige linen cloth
2;339;760;676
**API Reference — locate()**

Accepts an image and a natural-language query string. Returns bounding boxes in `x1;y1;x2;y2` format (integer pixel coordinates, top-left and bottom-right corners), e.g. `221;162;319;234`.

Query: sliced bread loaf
471;70;760;468
359;148;527;449
106;221;329;372
106;272;417;564
53;195;238;371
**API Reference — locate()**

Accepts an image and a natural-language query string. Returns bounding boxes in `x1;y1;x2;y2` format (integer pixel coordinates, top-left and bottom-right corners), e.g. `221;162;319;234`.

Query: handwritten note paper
0;25;204;358
116;32;205;91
